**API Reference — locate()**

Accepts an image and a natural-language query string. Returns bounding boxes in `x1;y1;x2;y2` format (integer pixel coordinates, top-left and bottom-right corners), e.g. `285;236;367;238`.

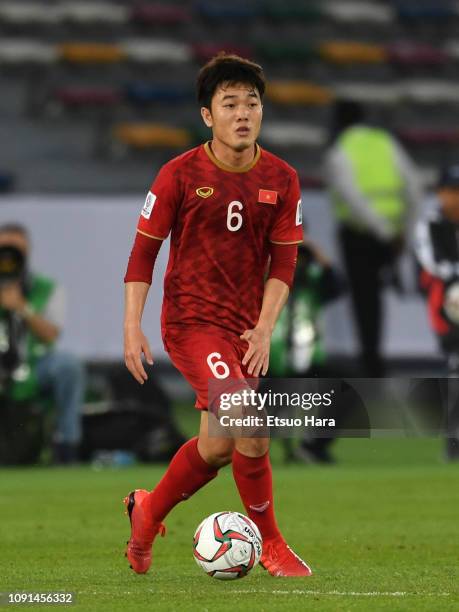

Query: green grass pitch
1;438;458;611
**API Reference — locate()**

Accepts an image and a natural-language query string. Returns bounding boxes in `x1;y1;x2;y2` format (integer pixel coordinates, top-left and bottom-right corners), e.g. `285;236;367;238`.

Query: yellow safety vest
333;126;405;232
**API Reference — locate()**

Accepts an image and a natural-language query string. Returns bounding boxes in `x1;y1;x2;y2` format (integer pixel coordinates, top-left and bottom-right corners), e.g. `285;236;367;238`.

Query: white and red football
193;511;262;580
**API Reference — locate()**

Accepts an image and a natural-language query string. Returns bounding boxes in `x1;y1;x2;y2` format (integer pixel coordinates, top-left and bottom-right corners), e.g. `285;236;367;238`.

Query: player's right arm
124;281;154;384
123;163;180;383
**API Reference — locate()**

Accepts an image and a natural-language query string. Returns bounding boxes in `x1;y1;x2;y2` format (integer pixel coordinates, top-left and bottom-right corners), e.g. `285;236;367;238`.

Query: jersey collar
203;141;261;173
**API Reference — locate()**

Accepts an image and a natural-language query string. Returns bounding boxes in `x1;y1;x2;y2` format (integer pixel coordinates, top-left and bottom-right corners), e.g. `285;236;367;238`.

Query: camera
0;244;25;286
0;244;26;384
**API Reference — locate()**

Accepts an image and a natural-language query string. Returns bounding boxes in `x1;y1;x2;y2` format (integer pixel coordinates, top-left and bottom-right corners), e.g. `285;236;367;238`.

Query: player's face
201;82;262;153
439;187;459;223
0;231;29;256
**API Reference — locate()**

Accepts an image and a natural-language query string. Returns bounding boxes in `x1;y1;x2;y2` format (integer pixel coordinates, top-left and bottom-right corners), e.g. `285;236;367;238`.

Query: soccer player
123;54;312;577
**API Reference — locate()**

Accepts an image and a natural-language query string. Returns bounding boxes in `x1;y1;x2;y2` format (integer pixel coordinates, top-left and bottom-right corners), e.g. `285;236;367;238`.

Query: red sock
142;437;218;523
232;449;281;541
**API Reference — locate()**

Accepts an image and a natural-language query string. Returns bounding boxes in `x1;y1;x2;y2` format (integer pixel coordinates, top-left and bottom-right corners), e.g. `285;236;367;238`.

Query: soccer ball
193;511;262;580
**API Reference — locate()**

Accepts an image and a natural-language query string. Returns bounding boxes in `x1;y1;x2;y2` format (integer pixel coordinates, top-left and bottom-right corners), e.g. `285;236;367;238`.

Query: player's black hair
196;52;266;109
0;223;29;240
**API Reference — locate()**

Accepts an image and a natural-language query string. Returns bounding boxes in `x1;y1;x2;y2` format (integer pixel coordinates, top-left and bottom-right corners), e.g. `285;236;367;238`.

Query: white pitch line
272;590;452;597
79;589;452;598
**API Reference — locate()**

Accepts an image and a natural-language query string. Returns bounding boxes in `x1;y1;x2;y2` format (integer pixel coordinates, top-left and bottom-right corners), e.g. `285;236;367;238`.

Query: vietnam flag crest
258;189;278;205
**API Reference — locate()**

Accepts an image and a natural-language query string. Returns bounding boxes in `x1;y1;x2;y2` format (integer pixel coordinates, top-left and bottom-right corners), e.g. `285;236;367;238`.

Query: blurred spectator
0;224;84;464
325;100;423;376
415;165;459;460
270;239;346;379
268;240;371;464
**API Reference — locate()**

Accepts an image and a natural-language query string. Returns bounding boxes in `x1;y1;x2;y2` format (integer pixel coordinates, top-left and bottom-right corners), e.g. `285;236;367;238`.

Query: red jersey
137;142;303;337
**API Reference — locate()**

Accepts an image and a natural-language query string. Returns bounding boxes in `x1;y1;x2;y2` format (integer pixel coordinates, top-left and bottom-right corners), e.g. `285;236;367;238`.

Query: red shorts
163;325;257;410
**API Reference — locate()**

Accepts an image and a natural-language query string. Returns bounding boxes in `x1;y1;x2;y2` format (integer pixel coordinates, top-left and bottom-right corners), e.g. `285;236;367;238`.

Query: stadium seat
445;40;459;60
58;43;125;64
130;4;191;26
0;40;58;64
123;39;192;63
266;81;334;106
320;42;387;64
394;1;456;21
256;41;316;63
113;123;192;149
59;2;128;24
261;122;326;147
125;83;191;105
298;173;324;189
263;2;323;21
397;128;459;145
192;43;253;64
388;43;448;67
333;82;400;105
0;2;61;24
401;81;459;104
196;2;260;22
323;1;395;23
52;87;122;109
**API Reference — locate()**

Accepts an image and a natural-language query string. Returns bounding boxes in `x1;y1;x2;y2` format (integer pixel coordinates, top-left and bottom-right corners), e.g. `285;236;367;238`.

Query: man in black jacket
415;164;459;461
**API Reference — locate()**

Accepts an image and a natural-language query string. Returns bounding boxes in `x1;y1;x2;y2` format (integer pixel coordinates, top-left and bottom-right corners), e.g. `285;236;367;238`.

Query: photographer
0;224;84;464
415;165;459;461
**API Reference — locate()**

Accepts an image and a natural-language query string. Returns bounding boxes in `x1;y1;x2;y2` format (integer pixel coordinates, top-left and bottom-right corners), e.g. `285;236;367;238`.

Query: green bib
0;274;55;401
333;126;405;232
270;264;325;377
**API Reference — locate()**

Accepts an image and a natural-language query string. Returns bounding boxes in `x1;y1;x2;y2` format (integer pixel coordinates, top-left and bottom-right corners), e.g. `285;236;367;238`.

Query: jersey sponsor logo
296;199;303;226
196;186;214;198
141;191;156;219
258;189;278;205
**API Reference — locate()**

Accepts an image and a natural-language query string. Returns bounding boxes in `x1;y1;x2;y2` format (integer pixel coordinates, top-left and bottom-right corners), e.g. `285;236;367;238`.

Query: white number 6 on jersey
207;352;230;379
226;201;243;232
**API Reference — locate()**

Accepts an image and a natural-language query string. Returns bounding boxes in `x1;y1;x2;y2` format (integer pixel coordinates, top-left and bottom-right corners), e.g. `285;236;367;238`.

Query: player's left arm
241;169;304;376
241;275;291;376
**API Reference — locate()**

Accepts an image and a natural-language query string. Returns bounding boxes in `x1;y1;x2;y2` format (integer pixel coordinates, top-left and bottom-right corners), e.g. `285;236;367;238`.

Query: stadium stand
333;82;400;105
444;40;459;59
112;123;192;153
130;4;191;27
52;86;122;110
261;122;326;148
397;128;459;146
323;2;395;24
263;2;322;22
320;42;387;64
388;42;449;67
123;39;191;63
196;2;260;22
0;2;61;25
256;42;316;63
1;0;459;191
266;81;334;106
58;43;125;64
0;40;57;64
394;0;457;22
401;80;459;104
191;43;254;63
59;2;129;25
124;82;192;106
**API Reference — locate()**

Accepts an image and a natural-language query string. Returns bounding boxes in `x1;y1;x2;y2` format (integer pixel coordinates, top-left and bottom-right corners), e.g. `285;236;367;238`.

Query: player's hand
240;326;271;377
0;282;26;312
124;325;154;385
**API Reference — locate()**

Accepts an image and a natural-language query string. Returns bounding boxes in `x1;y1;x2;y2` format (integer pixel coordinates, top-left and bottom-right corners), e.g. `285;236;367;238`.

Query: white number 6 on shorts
207;352;230;379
